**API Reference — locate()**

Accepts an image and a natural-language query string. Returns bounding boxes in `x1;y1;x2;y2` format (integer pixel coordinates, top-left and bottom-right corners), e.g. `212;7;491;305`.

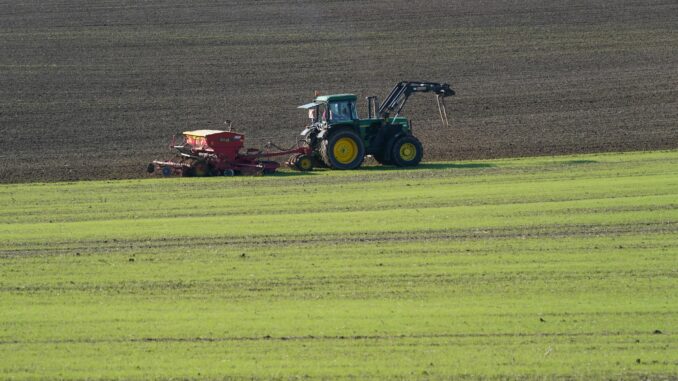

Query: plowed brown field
1;1;676;183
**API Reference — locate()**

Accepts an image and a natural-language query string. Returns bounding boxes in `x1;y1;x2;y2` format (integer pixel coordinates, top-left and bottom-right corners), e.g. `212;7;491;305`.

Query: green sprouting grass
0;150;677;380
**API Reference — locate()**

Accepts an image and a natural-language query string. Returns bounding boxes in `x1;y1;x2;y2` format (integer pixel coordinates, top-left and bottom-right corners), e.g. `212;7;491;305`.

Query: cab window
328;101;357;122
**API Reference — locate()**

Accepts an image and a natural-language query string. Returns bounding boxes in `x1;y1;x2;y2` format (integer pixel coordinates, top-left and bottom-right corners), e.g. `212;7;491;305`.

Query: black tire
193;161;209;177
391;135;423;167
320;129;365;169
374;134;399;166
181;167;195;177
294;154;314;171
311;153;327;168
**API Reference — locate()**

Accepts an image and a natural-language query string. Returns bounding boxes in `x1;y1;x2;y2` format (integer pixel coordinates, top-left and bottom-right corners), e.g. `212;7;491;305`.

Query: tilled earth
1;0;676;183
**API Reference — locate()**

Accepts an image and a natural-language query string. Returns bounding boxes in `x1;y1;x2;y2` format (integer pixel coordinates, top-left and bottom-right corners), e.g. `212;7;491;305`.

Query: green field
1;151;676;380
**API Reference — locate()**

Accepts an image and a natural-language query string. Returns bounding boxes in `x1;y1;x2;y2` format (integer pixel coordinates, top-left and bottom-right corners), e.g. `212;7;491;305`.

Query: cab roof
314;93;357;103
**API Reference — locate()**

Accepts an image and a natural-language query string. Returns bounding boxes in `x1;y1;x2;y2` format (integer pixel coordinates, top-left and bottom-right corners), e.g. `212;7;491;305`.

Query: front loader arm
378;81;455;127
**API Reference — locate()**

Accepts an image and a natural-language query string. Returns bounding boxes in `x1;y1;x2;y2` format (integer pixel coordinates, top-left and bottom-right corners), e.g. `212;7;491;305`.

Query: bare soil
1;0;676;183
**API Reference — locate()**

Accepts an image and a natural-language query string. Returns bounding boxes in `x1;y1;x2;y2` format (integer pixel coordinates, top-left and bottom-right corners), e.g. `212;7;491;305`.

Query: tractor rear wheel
320;130;365;169
391;135;423;167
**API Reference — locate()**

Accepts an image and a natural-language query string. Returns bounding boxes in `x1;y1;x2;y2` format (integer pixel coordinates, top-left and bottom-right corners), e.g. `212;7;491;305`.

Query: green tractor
298;81;454;169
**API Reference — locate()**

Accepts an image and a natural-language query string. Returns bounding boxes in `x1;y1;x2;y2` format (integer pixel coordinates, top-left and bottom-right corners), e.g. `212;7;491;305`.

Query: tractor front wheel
391;135;423;167
320;130;365;170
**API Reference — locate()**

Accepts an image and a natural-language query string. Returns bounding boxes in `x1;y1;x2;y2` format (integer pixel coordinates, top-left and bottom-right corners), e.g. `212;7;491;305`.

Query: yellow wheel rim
399;142;417;161
299;157;312;170
333;137;359;164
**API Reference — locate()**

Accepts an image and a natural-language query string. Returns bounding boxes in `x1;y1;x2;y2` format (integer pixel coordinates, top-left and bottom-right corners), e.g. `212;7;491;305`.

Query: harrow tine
437;95;450;128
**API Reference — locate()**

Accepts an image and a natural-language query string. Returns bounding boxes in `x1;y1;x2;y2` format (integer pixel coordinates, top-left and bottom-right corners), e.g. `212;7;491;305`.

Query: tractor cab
320;94;359;123
300;94;360;126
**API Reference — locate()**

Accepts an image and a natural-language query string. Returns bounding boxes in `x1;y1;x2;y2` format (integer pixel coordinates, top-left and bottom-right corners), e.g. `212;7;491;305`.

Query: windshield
326;101;357;122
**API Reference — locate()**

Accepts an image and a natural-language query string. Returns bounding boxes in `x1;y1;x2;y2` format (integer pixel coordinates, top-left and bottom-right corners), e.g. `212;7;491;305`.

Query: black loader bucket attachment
377;81;455;128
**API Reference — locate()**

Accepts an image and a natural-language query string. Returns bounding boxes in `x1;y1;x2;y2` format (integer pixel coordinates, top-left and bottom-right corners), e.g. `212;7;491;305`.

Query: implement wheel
161;166;173;177
193;161;209;177
294;154;314;171
320;130;365;169
391;135;423;167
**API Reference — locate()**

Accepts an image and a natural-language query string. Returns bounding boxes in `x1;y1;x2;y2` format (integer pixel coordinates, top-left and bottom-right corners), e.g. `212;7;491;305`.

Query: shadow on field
267;170;318;177
562;160;598;165
417;163;495;170
356;162;495;172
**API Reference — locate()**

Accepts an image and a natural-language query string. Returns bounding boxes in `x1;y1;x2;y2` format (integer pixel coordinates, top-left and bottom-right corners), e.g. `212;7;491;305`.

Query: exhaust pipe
366;96;373;119
366;96;380;119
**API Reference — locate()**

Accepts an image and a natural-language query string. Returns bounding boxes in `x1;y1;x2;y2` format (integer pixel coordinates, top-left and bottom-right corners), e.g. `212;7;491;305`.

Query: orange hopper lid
183;129;226;137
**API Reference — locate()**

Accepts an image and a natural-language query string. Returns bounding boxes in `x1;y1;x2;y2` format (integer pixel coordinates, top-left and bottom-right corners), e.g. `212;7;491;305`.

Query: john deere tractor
298;81;454;169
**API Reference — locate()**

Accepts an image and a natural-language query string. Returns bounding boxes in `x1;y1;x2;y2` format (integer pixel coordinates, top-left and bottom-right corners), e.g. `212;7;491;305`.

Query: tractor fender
318;124;356;141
